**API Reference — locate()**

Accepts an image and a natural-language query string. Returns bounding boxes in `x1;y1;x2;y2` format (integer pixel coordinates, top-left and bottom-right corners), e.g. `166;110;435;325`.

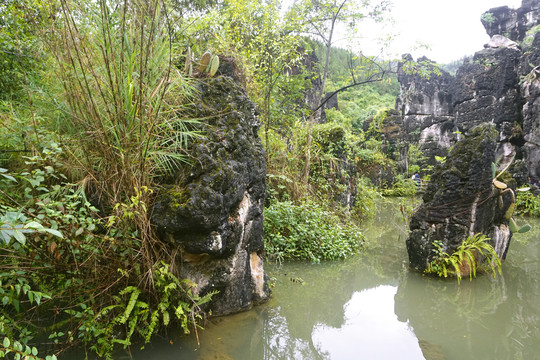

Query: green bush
382;174;418;197
264;200;364;263
515;190;540;217
0;146;213;359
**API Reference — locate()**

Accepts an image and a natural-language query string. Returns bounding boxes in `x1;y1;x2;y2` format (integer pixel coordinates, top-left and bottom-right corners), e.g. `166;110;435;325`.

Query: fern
426;234;502;283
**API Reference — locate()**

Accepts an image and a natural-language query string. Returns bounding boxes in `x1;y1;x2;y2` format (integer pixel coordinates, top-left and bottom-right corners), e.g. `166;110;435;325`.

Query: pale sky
359;0;523;63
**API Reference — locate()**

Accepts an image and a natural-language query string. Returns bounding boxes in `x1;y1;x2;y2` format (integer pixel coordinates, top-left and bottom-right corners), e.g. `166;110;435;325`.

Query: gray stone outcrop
396;0;540;185
152;74;270;316
407;125;513;272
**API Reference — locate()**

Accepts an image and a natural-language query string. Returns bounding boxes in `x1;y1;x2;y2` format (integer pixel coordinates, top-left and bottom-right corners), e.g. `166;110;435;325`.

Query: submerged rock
152;75;270;315
407;124;513;272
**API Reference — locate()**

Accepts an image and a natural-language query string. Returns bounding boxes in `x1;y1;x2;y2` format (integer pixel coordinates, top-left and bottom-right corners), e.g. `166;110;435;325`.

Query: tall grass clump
50;0;198;268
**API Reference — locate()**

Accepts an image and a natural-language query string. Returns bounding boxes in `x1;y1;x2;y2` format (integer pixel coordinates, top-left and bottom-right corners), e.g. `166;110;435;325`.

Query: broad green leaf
24;221;44;230
12;230;26;245
43;229;63;239
0;173;16;182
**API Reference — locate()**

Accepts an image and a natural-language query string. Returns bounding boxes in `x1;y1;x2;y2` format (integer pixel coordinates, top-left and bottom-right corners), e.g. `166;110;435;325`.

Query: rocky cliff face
152;73;270;316
396;55;458;168
481;0;540;43
405;0;540;272
407;125;513;272
396;0;540;184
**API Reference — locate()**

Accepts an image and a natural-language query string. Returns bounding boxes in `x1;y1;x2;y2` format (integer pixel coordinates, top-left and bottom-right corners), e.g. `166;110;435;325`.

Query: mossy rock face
407;124;513;272
152;75;269;315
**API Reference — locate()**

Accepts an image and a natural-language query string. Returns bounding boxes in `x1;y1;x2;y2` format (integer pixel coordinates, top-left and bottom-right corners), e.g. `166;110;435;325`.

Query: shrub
353;176;382;219
382;174;418;197
515;190;540;217
264;200;364;263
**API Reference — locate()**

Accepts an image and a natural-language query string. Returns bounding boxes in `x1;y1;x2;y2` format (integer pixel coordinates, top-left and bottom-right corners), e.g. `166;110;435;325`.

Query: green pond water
129;198;540;360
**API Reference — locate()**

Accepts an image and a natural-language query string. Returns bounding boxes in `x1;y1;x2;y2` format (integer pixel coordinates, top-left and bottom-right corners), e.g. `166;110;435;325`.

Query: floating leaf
518;224;532;233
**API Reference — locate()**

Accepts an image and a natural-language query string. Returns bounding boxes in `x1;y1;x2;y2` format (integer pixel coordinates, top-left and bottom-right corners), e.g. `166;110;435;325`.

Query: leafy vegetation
264;200;364;263
0;146;214;359
381;174;418;197
426;234;502;283
515;190;540;217
0;0;216;357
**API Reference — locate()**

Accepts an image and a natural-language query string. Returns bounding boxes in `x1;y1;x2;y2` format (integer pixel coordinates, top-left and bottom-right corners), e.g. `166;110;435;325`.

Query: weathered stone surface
454;46;523;130
394;0;540;184
520;32;540;180
397;55;455;118
407;125;513;272
396;55;459;168
481;1;540;42
152;75;270;315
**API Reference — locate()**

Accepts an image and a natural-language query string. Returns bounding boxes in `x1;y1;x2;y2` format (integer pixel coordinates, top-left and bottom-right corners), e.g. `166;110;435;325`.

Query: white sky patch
311;285;425;360
282;0;524;64
357;0;523;63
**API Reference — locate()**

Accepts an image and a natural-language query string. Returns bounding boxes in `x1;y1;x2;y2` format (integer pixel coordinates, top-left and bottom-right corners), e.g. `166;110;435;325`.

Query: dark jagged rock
152;75;270;316
520;32;540;180
407;125;513;272
394;1;540;185
453;46;523;130
481;1;540;42
396;55;459;169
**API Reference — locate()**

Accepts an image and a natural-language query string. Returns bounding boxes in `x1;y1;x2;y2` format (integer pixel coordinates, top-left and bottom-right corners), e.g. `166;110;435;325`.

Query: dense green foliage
264;200;364;263
0;0;50;101
0;0;214;357
0;146;214;359
381;174;418;197
515;190;540;217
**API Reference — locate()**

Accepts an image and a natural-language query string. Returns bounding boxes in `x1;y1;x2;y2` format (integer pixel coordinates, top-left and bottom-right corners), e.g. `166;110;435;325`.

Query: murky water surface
132;198;540;360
